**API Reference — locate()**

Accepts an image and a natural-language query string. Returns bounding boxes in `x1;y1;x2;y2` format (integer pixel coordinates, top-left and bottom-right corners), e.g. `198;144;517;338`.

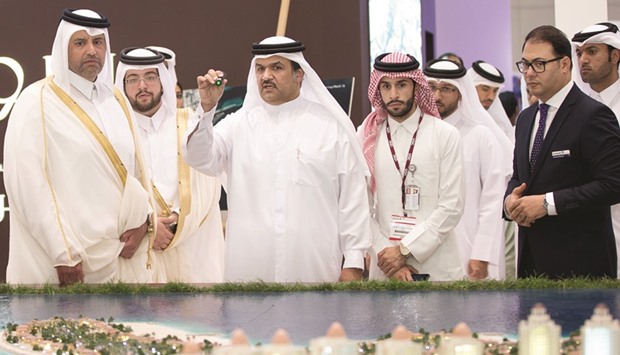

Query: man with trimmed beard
358;52;465;281
182;36;371;283
425;59;510;280
572;23;620;278
115;47;225;283
4;9;154;285
506;25;620;278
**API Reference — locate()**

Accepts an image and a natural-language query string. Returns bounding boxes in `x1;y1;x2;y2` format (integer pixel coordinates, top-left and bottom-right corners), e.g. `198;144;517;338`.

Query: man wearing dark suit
505;25;620;279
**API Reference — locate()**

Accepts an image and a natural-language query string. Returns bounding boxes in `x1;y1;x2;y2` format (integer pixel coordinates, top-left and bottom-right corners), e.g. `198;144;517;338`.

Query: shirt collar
387;106;422;133
134;106;168;132
597;77;620;106
262;95;304;115
541;81;574;109
69;70;97;100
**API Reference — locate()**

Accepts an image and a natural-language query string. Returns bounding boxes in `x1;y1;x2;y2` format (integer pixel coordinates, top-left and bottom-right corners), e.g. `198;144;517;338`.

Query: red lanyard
385;113;424;209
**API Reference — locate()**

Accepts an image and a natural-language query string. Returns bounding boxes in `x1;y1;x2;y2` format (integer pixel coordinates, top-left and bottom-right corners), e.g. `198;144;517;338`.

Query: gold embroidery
48;80;128;185
165;108;192;249
48;78;155;269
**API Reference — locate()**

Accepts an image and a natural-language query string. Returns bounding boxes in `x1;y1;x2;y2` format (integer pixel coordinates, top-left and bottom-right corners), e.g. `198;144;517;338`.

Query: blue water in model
0;289;618;349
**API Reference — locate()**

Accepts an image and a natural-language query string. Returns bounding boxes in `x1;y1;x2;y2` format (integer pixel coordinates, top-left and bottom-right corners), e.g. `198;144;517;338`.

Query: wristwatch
146;214;154;235
543;196;549;214
399;243;411;257
169;221;178;234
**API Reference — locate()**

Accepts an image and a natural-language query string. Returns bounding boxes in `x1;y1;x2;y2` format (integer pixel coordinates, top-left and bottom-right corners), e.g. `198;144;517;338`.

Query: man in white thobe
467;60;515;144
182;36;371;283
359;52;465;281
467;60;518;279
425;59;510;280
4;9;154;285
115;47;225;283
572;22;620;277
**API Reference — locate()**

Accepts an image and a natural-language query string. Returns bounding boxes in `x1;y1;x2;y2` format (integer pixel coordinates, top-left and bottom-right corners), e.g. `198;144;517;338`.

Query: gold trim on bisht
48;77;155;268
165;107;193;249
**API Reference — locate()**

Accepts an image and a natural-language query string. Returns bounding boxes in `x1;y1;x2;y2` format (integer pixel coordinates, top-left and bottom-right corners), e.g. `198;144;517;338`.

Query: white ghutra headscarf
243;36;368;175
467;60;514;143
51;9;113;92
571;22;620;92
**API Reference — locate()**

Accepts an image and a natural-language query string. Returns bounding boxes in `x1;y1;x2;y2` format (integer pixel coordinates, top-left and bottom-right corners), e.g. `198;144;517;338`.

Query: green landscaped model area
0;278;619;354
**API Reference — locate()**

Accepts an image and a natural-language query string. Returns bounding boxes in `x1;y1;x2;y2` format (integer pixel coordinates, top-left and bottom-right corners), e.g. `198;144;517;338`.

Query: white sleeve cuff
546;192;557;216
342;250;365;270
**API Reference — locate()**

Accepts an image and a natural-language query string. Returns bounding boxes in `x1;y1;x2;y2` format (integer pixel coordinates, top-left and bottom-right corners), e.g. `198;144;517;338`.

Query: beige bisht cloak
150;108;224;283
4;78;156;284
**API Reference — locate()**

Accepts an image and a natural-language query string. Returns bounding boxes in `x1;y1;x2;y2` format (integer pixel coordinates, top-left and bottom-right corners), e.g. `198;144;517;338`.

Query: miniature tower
259;329;305;355
308;322;358;355
581;303;620;355
439;322;483;355
518;303;561;355
374;325;423;355
212;328;257;355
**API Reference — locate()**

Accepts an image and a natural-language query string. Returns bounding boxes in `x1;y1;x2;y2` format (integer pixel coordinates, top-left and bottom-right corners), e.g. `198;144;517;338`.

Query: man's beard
131;91;163;114
386;97;414;118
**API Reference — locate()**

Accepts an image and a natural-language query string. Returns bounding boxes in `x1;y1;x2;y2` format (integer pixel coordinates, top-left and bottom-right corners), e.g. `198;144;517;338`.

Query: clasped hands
377;246;419;281
505;183;547;227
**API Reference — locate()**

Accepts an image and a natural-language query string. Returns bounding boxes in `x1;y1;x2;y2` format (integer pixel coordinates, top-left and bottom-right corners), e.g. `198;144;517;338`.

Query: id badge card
404;185;420;211
389;215;417;241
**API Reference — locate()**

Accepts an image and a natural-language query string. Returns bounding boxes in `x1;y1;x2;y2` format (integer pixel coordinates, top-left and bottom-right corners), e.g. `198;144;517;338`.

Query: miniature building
518;303;561;355
581;303;620;355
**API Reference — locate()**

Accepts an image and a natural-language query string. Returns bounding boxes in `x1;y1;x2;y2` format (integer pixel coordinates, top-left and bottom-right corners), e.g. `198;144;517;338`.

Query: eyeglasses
515;57;563;73
124;75;160;86
428;85;458;95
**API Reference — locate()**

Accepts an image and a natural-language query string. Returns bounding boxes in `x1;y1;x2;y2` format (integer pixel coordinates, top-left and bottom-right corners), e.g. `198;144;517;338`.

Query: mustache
135;89;152;98
386;100;404;106
82;54;100;61
262;80;276;87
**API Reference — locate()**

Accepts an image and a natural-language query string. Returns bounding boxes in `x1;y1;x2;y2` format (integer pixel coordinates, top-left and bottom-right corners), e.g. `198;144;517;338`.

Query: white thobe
488;98;516;143
135;107;225;283
182;96;371;283
363;108;465;281
444;111;506;280
4;75;152;284
585;77;620;277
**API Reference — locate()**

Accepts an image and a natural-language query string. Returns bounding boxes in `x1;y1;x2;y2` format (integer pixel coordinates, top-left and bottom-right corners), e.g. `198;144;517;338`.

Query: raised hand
197;69;227;112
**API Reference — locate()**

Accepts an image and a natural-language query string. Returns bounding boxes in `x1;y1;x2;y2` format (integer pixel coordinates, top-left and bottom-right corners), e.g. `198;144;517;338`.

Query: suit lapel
519;106;537;182
529;85;579;181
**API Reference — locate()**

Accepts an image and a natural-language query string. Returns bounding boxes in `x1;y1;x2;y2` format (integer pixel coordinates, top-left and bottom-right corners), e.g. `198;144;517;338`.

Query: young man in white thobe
425;59;510;280
467;60;518;279
467;60;515;143
358;52;465;281
4;9;155;285
572;22;620;277
115;47;225;283
182;37;371;283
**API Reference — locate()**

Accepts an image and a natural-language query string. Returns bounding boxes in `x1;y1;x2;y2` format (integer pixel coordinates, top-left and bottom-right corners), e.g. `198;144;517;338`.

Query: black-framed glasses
516;57;564;73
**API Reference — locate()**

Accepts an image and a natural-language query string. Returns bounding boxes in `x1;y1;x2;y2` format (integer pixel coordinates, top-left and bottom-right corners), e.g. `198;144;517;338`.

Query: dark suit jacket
505;84;620;278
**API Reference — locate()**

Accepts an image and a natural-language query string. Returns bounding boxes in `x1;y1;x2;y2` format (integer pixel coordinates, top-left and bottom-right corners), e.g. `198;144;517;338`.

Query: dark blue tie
530;103;549;172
